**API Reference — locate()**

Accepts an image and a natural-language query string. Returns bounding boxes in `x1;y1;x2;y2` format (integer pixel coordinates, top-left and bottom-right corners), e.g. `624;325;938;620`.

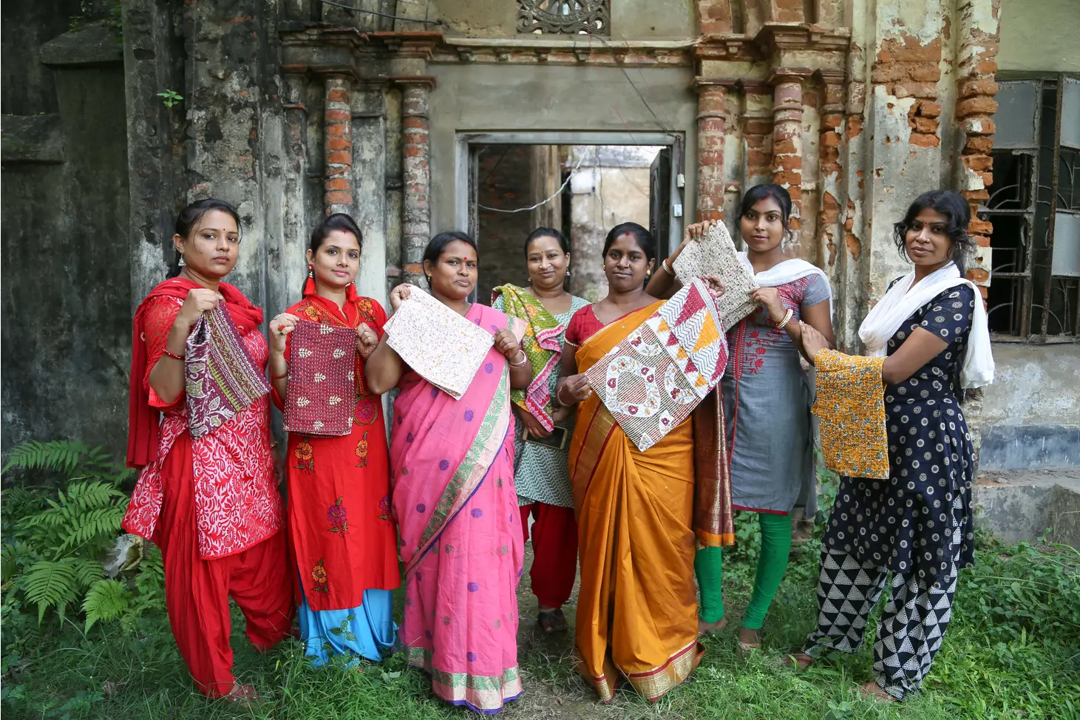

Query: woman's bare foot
697;616;728;636
737;626;763;653
223;683;259;704
781;651;814;670
859;681;898;703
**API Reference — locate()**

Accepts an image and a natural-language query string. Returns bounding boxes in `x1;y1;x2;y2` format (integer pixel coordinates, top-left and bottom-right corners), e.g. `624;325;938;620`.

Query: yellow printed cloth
812;349;889;480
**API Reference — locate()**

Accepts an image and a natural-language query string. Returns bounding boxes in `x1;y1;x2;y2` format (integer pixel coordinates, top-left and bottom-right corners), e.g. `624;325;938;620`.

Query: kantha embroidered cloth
384;287;495;400
672;221;759;330
812;348;889;480
284;320;357;436
585;279;729;452
185;304;272;440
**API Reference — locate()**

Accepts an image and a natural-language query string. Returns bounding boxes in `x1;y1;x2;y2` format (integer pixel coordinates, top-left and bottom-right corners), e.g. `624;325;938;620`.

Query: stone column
814;71;845;271
324;76;353;215
770;71;807;248
399;80;432;287
695;81;728;222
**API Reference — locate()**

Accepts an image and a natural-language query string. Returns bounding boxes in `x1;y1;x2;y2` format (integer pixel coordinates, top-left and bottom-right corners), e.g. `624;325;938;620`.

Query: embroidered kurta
724;275;831;514
277;291;400;612
123;293;283;559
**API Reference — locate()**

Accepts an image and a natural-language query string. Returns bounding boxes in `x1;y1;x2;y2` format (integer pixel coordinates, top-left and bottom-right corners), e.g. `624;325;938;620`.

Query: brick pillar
771;71;807;247
697;0;733;34
324;76;353;215
815;72;845;269
400;80;432;287
695;82;727;222
740;82;773;189
954;0;1001;297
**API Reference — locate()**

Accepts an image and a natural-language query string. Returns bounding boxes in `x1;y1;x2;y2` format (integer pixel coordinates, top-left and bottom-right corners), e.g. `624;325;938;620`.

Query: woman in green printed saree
492;227;589;634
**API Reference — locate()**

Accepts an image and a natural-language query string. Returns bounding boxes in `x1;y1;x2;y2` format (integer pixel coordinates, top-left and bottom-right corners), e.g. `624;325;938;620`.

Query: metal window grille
983;74;1080;342
516;1;609;35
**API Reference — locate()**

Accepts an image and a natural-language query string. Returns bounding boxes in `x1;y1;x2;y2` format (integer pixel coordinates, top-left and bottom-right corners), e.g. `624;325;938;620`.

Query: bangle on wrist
509;350;528;368
661;258;673;275
775;308;794;330
270;368;288;380
161;347;185;361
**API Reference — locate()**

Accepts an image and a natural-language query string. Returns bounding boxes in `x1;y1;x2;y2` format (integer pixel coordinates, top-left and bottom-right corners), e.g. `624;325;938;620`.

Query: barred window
516;1;609;35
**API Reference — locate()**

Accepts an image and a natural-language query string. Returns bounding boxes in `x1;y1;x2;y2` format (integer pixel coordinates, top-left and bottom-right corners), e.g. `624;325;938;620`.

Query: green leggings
694;512;792;630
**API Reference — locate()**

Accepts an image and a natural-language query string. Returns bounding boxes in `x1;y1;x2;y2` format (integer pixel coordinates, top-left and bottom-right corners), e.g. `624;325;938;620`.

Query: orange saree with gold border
569;303;734;703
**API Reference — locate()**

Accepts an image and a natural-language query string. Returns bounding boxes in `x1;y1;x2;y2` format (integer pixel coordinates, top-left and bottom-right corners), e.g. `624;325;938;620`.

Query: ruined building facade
2;0;1077;470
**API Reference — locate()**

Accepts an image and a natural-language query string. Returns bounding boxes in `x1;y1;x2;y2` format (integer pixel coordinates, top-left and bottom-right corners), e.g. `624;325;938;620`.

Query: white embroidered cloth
384;287;495;400
672;221;759;330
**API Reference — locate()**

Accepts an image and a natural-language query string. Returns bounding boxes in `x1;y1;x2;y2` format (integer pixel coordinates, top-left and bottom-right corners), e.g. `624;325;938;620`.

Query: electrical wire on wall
477;148;590;214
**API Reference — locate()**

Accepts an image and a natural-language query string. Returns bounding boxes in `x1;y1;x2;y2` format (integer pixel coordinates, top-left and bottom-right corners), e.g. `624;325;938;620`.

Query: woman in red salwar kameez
123;199;294;702
267;214;400;666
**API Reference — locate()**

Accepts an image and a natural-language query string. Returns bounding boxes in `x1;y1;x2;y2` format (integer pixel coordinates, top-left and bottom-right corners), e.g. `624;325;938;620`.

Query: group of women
123;183;989;710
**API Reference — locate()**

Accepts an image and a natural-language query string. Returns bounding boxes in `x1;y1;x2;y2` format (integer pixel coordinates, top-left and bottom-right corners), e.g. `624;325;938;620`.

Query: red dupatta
126;277;264;468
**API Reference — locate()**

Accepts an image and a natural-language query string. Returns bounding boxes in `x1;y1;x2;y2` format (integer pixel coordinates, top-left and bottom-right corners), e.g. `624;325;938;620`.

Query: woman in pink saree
366;231;531;713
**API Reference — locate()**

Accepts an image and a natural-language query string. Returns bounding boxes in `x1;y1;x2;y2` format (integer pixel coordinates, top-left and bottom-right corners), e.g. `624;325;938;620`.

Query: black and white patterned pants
802;547;960;700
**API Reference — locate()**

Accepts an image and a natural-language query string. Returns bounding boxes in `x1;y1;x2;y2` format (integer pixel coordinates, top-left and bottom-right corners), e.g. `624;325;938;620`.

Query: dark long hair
304;213;363;293
892;190;975;274
166;198;242;278
738;184;793;241
524;227;570;255
422;231;478;287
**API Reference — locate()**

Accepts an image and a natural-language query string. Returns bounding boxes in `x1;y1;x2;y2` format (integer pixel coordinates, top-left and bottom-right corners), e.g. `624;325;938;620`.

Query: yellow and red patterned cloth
812;348;889;480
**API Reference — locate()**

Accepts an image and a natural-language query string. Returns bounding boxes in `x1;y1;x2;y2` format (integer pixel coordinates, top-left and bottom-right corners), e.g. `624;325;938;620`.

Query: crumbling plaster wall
430;0;697;40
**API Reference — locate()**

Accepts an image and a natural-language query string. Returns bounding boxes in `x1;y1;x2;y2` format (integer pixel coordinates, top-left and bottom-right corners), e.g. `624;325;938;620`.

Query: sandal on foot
781;652;814;671
859;681;898;703
537;608;568;633
223;683;259;704
697;616;728;637
737;627;763;653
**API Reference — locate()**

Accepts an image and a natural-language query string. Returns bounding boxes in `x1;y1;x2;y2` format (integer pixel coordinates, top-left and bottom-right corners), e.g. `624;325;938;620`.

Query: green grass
3;530;1078;720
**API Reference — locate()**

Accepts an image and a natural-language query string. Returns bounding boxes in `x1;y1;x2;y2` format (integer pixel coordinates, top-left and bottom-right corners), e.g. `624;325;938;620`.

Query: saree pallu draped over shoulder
391;303;525;714
569;302;734;703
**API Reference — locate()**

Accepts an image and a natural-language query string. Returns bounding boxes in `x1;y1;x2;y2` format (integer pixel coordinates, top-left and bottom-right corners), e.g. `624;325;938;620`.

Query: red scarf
126;277;265;468
298;276;361;326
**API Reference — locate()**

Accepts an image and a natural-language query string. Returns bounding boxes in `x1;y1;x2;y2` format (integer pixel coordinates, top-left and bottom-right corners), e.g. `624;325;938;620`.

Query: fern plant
1;439;162;633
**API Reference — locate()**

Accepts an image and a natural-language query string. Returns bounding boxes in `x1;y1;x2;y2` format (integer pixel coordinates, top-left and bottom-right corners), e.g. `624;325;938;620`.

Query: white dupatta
858;262;994;389
737;252;833;319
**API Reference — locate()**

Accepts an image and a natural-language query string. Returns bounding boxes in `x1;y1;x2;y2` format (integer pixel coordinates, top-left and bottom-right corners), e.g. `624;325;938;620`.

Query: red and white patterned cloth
123;296;284;560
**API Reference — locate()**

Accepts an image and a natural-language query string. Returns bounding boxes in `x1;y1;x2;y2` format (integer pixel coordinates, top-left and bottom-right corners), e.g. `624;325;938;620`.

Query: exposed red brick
326;123;348;138
894;82;938;99
963;155;993;171
327;89;348;103
746;150;771;167
745;120;773;135
403;117;427;130
877;37;942;64
698;209;724;221
822;115;843;130
969;219;993;235
822;132;842;148
325;164;349;177
324;109;350;122
979;171;994;186
918;101;942;118
964;117;996;135
910;133;940;147
964;136;993;153
788;216;802;230
962;189;990;202
872;65;906;84
327;138;350;151
959;77;999;99
845;233;862;260
846;116;863;139
914;117;939;133
775;155;803;171
910;65;942;83
771;0;804;23
973;234;992;247
773;138;798;155
967;268;990;283
975;59;998;75
774;170;801;186
956;97;998;118
327;151;351;165
325;191;351;205
324;177;350;191
403;145;423;158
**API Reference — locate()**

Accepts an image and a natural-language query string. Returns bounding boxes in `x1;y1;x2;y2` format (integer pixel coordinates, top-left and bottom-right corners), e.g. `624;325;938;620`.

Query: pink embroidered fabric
284;320;357;437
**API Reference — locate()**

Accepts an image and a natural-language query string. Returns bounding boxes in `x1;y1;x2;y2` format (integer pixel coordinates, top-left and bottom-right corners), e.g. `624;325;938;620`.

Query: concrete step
973;469;1080;548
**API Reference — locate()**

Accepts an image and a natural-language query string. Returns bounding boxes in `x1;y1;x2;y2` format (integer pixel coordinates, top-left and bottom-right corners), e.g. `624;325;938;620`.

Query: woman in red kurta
123;199;293;702
267;213;400;665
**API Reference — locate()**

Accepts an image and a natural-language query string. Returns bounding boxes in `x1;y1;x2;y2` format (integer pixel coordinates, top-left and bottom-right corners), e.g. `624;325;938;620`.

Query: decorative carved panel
516;1;609;35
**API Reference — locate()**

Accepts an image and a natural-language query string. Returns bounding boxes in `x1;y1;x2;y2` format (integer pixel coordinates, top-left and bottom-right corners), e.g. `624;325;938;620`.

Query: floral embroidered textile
490;284;564;431
672;220;759;331
185;305;271;439
812;348;889;480
284;320;357;436
584;279;729;452
383;287;495;400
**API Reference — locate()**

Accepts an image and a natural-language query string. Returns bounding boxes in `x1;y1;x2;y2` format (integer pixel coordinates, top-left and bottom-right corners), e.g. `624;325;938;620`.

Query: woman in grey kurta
649;185;835;649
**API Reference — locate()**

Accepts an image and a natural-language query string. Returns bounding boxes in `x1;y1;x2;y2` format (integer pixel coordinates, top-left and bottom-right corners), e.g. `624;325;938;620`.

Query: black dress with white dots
822;283;977;589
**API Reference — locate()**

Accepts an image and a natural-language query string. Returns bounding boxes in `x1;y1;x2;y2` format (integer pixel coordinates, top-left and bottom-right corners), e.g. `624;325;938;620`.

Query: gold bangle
776;308;794;330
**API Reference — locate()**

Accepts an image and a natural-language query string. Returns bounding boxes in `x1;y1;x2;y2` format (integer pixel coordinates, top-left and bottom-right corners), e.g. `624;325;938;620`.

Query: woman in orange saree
556;223;733;703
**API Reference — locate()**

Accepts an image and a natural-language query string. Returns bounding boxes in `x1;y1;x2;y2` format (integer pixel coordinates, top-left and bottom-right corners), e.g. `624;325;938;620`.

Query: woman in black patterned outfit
793;190;994;702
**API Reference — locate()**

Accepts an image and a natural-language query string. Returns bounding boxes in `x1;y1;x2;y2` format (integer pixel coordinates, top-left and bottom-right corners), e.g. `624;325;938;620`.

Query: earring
308;264;314;279
178;253;186;267
566;268;572;277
